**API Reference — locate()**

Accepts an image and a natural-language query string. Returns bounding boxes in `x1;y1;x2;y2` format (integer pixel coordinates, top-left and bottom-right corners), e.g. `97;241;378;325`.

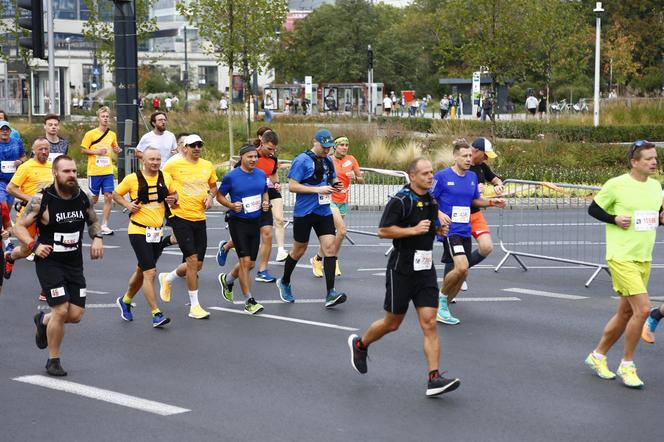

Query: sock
122;293;132;304
278;247;286;253
315;254;322;261
323;256;337;292
245;293;253;301
428;370;440;381
226;273;236;284
165;270;179;283
468;250;487;268
356;338;367;350
188;290;199;307
282;255;298;285
651;307;664;322
443;262;454;277
151;308;161;316
620;359;634;368
592;351;605;360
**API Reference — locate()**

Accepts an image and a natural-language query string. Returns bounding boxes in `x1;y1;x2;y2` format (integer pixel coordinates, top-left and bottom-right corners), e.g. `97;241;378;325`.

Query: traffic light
17;0;46;60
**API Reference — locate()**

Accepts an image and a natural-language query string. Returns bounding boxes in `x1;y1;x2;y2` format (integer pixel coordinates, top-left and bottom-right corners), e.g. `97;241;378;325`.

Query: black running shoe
34;312;48;349
426;373;460;397
348;334;368;374
45;358;67;377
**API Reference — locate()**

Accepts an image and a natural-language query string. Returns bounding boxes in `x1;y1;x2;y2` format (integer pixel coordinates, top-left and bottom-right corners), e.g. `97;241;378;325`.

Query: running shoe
99;224;114;236
216;240;229;267
45;358;67;376
34;312;48;349
335;260;341;277
426;373;461;397
310;256;323;278
325;288;347;309
188;304;210;319
255;270;277;283
116;296;133;322
26;252;35;262
461;281;468;291
158;272;171;303
616;362;644;389
244;298;264;315
5;241;14;253
436;296;460;325
4;252;13;279
641;309;659;344
276;278;295;303
218;273;234;302
275;249;289;262
152;312;171;328
348;334;368;374
38;293;47;302
584;353;616;380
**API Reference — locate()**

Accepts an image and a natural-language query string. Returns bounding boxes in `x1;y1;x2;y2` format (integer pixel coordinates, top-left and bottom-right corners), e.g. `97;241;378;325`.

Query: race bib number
413;250;433;271
242;194;262;213
53;231;80;252
95;155;110;167
318;193;331;205
634;211;658;232
48;152;63;162
451;206;470;223
79;288;87;298
342;160;353;168
145;227;163;243
1;161;16;173
50;287;66;298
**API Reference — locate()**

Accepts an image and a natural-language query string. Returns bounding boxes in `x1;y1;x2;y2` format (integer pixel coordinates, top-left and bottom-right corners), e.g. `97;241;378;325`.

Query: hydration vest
301;150;334;185
135;170;169;205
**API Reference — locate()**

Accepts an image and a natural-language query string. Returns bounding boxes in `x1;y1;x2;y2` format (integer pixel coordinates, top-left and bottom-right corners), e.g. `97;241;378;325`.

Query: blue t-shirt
218;167;268;219
431;167;480;238
0;138;26;182
288;151;337;217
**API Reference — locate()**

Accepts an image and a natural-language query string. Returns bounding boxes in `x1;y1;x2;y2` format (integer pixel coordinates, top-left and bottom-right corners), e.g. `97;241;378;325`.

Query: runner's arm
588;200;617;225
14;194;42;247
215;192;241;212
6;182;31;204
288;178;334;195
352;162;364;184
473;197;506;208
85;197;103;259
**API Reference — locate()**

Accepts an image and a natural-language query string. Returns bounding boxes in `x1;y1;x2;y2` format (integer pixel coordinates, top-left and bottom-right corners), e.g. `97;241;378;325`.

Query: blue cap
314;129;335;148
0;121;10;130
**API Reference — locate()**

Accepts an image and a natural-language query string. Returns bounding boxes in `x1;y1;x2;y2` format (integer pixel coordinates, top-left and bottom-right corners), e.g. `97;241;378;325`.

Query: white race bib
242;194;262;213
413;250;433;271
634;211;658;232
50;287;66;298
48;152;63;162
53;231;80;252
451;206;470;223
1;161;16;173
145;227;163;243
318;193;331;205
342;160;353;168
95;156;110;167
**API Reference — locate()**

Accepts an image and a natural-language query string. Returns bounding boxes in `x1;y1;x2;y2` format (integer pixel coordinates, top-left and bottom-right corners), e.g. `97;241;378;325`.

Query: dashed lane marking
209;306;358;331
502;288;588;300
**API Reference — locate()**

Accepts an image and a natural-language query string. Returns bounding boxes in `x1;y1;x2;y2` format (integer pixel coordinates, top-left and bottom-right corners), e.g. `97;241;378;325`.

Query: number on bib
413;250;433;271
1;161;16;173
242;194;262;213
634;211;658;232
95;156;110;167
451;206;470;223
145;227;163;243
53;231;80;252
318;193;331;205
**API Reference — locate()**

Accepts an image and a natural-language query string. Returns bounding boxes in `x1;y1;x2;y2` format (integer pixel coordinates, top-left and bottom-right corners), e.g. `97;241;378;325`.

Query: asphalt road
1;209;663;441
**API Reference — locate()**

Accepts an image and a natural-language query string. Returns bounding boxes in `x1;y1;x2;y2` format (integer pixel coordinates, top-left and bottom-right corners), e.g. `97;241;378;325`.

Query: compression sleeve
588;200;616;225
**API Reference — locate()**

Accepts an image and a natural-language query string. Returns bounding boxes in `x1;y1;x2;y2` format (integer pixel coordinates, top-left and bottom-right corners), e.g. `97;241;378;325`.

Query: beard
56;176;80;196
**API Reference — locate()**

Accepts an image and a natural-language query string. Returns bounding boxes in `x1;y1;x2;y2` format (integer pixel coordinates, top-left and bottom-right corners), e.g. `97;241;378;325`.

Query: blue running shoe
255;270;277;283
325;288;347;309
277;278;295;303
116;296;133;322
436;295;460;325
152;312;171;328
216;240;229;267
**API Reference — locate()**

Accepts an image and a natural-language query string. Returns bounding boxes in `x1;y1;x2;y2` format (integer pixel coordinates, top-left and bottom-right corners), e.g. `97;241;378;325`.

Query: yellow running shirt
10;158;53;198
81;128;118;176
163;157;217;222
115;171;175;235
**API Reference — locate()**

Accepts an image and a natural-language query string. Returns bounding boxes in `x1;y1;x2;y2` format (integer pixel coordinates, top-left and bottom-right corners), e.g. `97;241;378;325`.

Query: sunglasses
189;142;203;148
629;140;651;158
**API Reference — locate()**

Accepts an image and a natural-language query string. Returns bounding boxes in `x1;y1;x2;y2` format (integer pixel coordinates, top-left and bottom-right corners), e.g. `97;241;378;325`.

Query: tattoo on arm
85;192;102;239
20;194;42;223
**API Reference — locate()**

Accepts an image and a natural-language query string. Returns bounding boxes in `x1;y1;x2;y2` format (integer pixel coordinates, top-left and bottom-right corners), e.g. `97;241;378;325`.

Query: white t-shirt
383;97;392;109
219;98;228;110
136;130;177;168
164;152;183;165
526;96;539;109
165;98;173;108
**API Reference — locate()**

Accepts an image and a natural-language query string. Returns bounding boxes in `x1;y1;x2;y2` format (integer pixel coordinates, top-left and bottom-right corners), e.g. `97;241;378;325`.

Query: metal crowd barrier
494;179;608;287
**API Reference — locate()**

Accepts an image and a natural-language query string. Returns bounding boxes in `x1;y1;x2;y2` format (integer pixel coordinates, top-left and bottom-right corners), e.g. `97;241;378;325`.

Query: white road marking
502;288;588;300
82;243;120;249
455;297;521;302
232;299;324;305
38;303;136;310
13;375;190;416
209;306;358;331
612;296;664;301
86;290;108;295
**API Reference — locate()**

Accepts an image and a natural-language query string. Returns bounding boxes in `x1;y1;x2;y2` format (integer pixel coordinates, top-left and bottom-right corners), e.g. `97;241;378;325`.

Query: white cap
183;134;203;145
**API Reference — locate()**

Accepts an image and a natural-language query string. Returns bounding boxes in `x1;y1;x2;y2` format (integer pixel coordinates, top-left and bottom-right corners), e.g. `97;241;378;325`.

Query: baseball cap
472;137;497;159
314;129;335;148
0;121;10;130
183;134;203;146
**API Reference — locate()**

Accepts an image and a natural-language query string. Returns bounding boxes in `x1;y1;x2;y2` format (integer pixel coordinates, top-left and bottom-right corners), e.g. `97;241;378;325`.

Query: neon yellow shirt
81;128;118;176
115;171;174;235
163;157;217;221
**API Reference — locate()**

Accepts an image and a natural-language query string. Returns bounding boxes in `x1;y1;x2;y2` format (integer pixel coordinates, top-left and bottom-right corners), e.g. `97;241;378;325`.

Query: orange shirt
331;154;359;204
256;151;278;187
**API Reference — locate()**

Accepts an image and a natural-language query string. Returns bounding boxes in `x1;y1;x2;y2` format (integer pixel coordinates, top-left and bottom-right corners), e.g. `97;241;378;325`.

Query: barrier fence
494;179;608;287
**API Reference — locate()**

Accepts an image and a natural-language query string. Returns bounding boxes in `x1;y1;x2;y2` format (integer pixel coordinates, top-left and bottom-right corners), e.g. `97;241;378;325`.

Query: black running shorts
129;233;165;271
292;213;335;243
228;216;261;261
170;216;207;261
384;268;438;314
35;259;87;308
259;208;273;228
0;242;4;288
441;235;472;263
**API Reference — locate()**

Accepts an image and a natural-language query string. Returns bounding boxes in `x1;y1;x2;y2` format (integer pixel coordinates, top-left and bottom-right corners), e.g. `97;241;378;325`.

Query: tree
603;22;640;95
177;0;288;158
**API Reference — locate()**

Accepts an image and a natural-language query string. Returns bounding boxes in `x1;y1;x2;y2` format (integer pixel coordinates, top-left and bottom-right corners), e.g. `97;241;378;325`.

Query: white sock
165;270;179;283
592;351;605;360
620;359;634;367
244;292;252;300
188;290;199;307
226;273;236;284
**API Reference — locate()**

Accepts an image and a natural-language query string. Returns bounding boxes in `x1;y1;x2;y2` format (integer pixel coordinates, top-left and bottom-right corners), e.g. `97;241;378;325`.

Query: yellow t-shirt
10;158;53;197
115;171;175;235
163;157;217;221
81;128;118;176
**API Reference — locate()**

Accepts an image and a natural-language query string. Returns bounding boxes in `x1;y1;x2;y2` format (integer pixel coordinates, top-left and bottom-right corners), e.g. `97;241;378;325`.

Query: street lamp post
593;2;604;128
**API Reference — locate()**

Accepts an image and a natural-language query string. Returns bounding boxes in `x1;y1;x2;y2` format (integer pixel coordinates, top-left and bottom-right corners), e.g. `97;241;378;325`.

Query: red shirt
331;154;359;204
256;150;278;187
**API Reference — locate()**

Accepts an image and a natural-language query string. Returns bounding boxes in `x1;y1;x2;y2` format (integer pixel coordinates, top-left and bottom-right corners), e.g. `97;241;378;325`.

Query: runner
159;134;218;319
80;106;120;235
585;140;662;388
276;129;347;308
0;200;11;295
164;133;189;166
642;304;664;344
44;114;69;162
135;111;177;168
0;120;27;209
348;157;460;397
113;147;178;327
310;135;363;277
5;138;54;281
217;144;269;314
431;139;505;325
15;155;104;376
